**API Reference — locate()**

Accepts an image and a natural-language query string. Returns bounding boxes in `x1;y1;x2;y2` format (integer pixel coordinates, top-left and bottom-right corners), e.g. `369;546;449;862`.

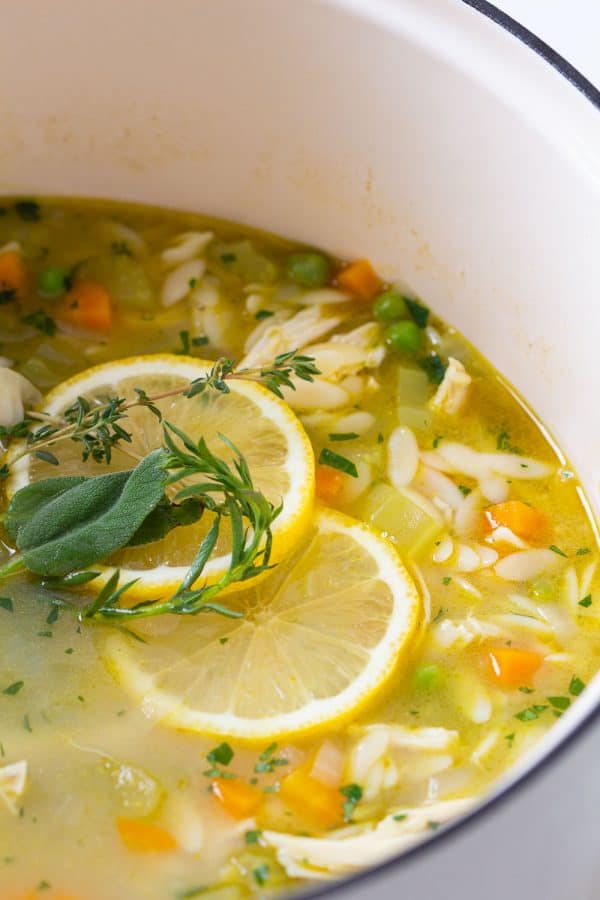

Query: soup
0;198;598;900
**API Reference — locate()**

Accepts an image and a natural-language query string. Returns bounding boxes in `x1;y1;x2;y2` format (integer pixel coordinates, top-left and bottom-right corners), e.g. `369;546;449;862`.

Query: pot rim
297;2;600;896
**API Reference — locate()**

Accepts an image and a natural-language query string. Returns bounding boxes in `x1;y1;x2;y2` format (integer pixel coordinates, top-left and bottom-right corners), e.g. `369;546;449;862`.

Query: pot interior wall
1;0;599;509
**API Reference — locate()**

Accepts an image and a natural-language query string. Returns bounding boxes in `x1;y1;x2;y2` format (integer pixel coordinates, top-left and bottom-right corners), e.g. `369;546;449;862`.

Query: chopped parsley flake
405;297;429;328
496;430;522;453
328;432;359;442
3;681;24;696
442;577;452;586
0;597;13;613
515;704;548;722
206;742;234;767
255;309;275;320
547;696;570;711
340;783;363;822
457;484;472;496
579;594;593;608
245;829;263;845
576;547;591;556
393;813;408;822
505;733;515;746
569;675;585;697
518;686;534;694
253;864;270;886
549;545;568;558
419;353;447;385
21;310;57;336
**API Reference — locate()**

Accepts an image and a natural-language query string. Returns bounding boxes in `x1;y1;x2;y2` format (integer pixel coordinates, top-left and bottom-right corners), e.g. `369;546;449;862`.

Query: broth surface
0;198;598;900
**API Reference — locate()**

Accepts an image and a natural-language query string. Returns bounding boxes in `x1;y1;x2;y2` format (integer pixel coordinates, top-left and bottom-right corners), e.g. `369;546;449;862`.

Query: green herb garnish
515;704;548;721
207;743;234;766
318;448;358;478
255;309;274;320
340;783;363;822
579;594;593;608
0;597;13;612
3;681;24;696
404;297;429;328
419;353;447;385
569;675;586;697
549;545;568;558
21;310;57;336
253;864;270;886
547;696;570;711
328;432;359;442
0;353;320;622
245;829;263;845
496;430;522;453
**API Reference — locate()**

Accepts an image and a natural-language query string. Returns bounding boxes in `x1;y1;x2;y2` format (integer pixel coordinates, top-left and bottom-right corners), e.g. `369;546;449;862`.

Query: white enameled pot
1;1;599;897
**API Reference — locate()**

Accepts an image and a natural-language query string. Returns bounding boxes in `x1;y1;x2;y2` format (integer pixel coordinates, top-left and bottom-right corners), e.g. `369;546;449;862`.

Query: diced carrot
211;778;262;819
487;647;542;687
0;251;27;298
315;464;345;501
116;816;177;852
337;259;381;300
280;768;344;828
484;500;545;541
57;280;113;332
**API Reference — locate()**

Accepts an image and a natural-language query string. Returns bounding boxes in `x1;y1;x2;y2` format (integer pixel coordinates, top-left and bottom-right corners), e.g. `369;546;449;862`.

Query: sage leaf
126;497;204;547
7;449;168;576
5;475;87;543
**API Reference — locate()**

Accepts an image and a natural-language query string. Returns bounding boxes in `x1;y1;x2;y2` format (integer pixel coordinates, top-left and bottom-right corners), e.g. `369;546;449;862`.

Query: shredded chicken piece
0;760;27;814
0;368;41;428
306;323;385;381
239;306;347;369
430;356;471;415
264;798;474;879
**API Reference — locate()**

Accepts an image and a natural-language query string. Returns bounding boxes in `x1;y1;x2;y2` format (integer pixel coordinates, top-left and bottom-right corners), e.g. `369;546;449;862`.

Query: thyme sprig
1;350;319;472
79;424;279;620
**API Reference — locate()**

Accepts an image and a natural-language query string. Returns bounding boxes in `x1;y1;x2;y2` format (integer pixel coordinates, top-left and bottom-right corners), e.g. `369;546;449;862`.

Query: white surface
493;0;600;87
0;0;599;898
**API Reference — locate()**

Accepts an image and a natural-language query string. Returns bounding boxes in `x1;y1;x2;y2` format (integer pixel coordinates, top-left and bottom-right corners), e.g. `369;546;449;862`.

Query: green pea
38;265;67;297
286;252;331;289
385;319;422;353
413;663;444;691
373;289;408;322
528;578;554;602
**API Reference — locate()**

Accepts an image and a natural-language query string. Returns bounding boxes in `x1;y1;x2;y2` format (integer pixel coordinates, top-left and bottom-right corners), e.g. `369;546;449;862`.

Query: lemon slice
103;507;421;741
6;354;315;599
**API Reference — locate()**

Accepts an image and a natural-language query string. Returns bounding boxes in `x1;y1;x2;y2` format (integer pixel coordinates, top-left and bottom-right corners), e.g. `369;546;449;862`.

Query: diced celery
397;406;432;431
212;240;278;284
358;482;443;556
397;366;429;405
75;254;155;309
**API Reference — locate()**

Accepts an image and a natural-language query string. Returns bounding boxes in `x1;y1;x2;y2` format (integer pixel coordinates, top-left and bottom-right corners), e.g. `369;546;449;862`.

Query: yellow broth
0;198;598;900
